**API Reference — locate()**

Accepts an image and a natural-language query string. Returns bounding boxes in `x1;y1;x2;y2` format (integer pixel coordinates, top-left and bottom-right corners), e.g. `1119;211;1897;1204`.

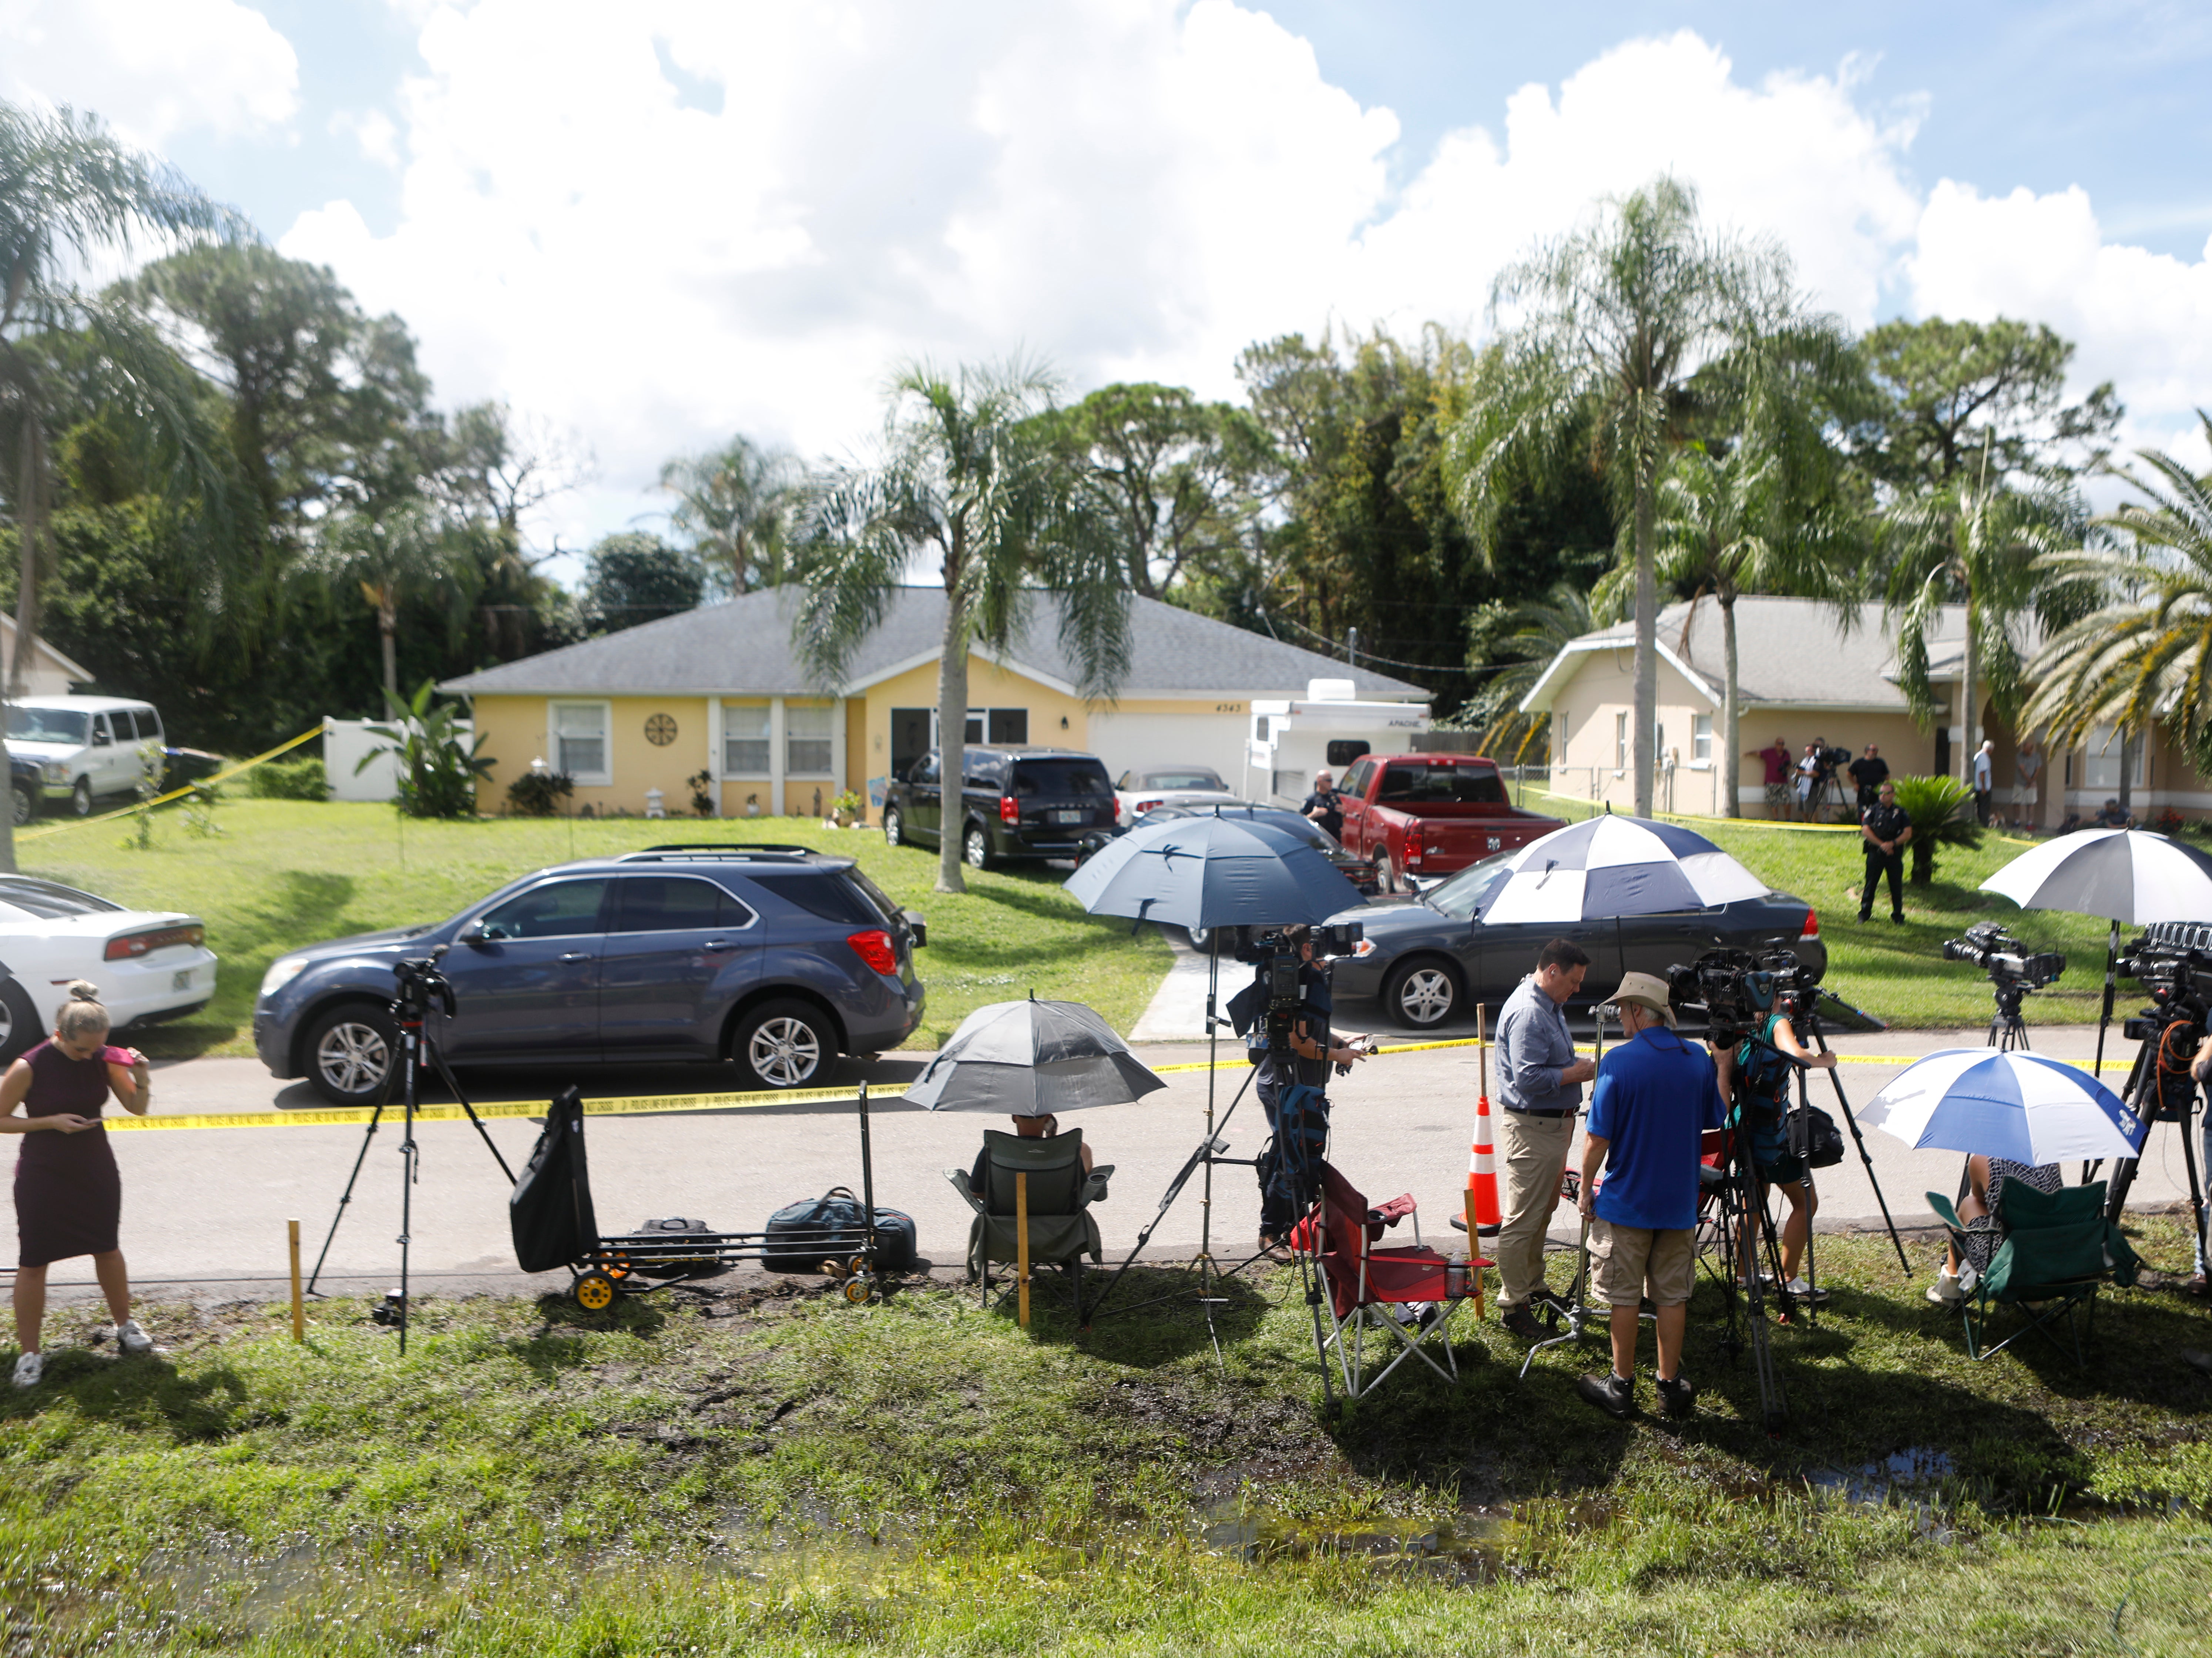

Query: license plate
173;969;192;991
1052;809;1086;824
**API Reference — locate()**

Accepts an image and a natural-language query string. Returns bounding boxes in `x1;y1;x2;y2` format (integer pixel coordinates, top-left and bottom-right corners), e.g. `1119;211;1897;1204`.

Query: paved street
11;1003;2201;1303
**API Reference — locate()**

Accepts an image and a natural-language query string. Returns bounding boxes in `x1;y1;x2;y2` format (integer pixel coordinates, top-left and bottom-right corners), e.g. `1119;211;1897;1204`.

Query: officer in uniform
1858;779;1913;923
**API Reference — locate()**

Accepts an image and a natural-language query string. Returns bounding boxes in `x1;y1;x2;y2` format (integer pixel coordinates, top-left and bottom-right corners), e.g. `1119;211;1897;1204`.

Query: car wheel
731;998;832;1091
883;806;904;848
10;783;33;827
303;1001;399;1105
1185;924;1210;951
1384;958;1460;1029
963;823;991;869
0;980;41;1065
70;778;93;817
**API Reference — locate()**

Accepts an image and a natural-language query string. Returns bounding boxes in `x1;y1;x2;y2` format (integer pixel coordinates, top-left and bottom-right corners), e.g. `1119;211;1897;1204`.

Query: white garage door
1085;712;1249;792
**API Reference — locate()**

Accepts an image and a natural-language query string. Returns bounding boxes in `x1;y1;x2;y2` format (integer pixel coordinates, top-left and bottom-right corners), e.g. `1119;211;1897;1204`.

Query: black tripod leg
305;1069;398;1295
1809;1025;1911;1275
1083;1069;1255;1322
423;1041;515;1183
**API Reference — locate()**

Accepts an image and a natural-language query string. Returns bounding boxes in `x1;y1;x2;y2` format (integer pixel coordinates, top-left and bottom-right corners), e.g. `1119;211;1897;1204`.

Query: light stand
306;947;516;1353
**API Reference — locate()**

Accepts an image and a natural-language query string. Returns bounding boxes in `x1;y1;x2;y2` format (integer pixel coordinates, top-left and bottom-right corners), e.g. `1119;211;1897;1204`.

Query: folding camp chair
1926;1178;2143;1364
944;1128;1112;1319
1298;1160;1488;1401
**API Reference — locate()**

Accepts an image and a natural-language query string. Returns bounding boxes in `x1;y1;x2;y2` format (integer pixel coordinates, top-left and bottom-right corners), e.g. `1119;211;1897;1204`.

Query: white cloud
0;0;297;142
330;107;400;167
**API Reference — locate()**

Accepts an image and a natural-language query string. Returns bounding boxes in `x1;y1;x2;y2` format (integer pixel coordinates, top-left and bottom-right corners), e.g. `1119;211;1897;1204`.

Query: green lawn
19;802;1172;1060
3;1217;2207;1654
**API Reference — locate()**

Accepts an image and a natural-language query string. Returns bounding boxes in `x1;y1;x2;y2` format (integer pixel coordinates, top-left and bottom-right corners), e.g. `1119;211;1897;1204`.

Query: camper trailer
1243;680;1430;806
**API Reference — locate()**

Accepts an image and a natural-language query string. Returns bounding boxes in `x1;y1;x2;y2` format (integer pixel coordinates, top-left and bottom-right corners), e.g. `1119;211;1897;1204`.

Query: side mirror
902;910;927;948
458;920;490;947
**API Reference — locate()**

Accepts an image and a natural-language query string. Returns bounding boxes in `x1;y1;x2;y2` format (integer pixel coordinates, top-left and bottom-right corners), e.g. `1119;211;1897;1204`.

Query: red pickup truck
1328;753;1566;893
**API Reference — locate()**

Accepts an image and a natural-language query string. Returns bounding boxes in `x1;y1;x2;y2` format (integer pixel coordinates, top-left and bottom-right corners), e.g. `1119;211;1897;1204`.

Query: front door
439;877;611;1060
600;875;761;1057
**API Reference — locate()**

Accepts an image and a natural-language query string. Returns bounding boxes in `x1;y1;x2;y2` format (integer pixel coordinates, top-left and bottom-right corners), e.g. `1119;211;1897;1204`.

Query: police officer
1858;779;1913;923
1246;925;1370;1253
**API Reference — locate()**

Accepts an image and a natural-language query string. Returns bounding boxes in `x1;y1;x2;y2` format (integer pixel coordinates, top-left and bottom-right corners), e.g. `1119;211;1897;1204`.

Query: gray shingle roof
439;587;1429;700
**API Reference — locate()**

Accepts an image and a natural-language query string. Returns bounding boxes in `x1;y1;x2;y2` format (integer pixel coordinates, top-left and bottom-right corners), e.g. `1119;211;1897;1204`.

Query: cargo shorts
1589;1219;1696;1308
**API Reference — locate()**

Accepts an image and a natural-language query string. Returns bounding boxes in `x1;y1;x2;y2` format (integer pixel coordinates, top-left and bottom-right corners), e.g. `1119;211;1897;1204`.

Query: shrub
247;755;331;801
507;768;575;817
1889;774;1982;885
359;681;494;819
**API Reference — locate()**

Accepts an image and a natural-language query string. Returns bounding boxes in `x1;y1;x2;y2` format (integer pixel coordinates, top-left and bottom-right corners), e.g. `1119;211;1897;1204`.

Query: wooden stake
1467;1003;1486;1263
1477;1003;1487;1095
287;1218;304;1343
1015;1171;1031;1328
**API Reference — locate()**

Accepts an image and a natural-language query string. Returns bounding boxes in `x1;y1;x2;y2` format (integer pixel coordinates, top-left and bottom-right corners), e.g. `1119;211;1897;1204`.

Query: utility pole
1347;626;1359;672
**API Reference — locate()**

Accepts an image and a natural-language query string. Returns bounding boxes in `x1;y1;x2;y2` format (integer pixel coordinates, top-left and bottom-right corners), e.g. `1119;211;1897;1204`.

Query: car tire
730;998;834;1091
303;1001;399;1106
1383;957;1461;1029
10;783;33;828
883;806;905;848
963;822;991;870
70;778;93;818
0;979;41;1065
1185;924;1210;951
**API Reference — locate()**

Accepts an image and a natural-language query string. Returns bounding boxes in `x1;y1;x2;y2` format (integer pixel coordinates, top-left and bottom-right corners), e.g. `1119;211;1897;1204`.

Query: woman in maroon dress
6;982;153;1388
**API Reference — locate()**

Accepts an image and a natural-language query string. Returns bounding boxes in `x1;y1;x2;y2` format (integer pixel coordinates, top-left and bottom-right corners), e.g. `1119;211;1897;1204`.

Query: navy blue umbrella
1065;811;1363;930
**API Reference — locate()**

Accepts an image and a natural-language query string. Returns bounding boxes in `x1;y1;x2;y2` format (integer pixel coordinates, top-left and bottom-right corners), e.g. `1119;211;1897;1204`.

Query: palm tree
0;100;242;872
1448;176;1789;816
793;358;1130;894
1459;583;1604;760
2021;413;2212;776
1884;466;2078;782
314;502;484;698
659;434;797;597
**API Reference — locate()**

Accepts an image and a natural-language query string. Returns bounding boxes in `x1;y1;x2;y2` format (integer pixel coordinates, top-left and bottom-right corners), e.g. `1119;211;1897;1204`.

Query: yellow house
439;588;1427;820
1522;595;2212;828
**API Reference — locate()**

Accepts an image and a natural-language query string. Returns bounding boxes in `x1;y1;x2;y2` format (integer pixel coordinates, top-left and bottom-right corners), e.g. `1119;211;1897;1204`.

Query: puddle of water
1803;1446;1960;1540
1198;1503;1508;1583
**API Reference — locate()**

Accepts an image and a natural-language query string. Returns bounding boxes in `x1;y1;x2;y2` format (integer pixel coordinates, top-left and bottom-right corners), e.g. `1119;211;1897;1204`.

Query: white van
7;696;166;816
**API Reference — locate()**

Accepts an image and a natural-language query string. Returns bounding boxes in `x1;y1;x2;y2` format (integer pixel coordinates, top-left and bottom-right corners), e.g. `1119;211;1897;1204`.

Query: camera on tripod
2117;923;2212;1122
1235;921;1363;1064
1942;922;2065;990
1664;944;1817;1047
390;946;457;1019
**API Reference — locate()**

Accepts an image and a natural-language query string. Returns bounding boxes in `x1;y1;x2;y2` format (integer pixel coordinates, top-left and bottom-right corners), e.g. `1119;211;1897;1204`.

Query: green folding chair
1926;1179;2142;1364
944;1128;1110;1322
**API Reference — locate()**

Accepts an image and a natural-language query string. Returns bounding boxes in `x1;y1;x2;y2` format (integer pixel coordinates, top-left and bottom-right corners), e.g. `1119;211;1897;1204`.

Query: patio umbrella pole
2084;920;2123;1186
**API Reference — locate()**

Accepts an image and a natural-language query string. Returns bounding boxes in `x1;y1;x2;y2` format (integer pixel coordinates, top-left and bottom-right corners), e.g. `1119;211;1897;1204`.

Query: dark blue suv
253;845;926;1104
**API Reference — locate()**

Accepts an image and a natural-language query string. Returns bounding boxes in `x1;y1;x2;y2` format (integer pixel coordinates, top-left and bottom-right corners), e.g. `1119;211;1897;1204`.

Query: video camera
1814;744;1850;779
1665;944;1819;1048
391;946;458;1020
2117;922;2212;1123
1233;921;1363;1067
1942;922;2066;991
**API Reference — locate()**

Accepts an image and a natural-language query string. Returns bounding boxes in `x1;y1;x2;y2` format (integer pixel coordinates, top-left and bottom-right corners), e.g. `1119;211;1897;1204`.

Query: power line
1259;607;1524;678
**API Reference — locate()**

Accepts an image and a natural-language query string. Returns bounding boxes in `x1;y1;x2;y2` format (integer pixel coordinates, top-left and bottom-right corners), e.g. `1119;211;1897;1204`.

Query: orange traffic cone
1466;1090;1501;1237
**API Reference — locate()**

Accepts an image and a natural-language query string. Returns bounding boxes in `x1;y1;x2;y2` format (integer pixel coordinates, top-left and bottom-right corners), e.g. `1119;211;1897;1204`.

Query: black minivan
881;746;1117;868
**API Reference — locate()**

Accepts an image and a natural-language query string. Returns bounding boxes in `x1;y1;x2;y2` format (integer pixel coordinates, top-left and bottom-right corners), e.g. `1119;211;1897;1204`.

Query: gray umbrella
902;997;1167;1114
1064;809;1364;931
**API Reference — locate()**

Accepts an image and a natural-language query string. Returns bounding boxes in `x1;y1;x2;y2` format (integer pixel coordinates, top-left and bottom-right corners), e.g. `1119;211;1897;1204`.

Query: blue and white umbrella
1476;812;1769;924
1858;1048;2144;1164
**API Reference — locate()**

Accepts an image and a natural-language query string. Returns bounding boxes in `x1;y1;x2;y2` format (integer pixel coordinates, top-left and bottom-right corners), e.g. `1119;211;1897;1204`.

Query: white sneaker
11;1352;41;1389
1784;1277;1831;1304
115;1319;155;1356
1926;1273;1965;1306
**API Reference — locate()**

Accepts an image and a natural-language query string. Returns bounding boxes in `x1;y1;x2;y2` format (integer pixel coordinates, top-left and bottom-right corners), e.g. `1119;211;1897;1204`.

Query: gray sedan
1325;852;1829;1029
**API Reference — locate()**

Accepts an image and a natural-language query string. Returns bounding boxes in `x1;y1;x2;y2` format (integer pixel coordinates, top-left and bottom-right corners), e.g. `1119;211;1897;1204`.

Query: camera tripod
306;947;516;1354
1984;974;2038;1051
2096;1025;2208;1273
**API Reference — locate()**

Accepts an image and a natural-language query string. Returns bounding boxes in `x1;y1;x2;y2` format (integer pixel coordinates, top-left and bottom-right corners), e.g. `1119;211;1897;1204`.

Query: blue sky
7;1;2210;561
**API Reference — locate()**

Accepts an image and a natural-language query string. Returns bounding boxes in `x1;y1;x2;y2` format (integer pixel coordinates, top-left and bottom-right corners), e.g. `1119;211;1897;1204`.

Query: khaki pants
1496;1109;1575;1309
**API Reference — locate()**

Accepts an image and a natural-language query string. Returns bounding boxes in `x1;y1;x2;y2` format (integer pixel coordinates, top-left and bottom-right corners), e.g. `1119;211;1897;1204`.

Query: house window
987;708;1028;744
551;702;608;783
786;703;834;775
1615;712;1628;770
2083;724;2144;791
1693;714;1712;762
723;704;770;774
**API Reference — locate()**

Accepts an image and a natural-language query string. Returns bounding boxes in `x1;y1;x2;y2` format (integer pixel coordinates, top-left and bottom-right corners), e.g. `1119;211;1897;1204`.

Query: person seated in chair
1926;1155;2063;1304
2095;798;2136;829
967;1111;1092;1195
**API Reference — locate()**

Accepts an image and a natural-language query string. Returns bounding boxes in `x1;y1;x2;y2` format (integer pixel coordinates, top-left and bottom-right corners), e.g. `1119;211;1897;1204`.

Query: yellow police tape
106;1036;2127;1131
17;724;325;843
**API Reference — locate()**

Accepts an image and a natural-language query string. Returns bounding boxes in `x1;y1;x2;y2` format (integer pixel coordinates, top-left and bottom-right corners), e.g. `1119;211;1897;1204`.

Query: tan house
1520;595;2209;827
439;588;1426;820
0;618;93;698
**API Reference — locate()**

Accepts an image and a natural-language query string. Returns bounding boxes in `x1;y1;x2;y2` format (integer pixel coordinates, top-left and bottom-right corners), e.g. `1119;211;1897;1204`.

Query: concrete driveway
12;1014;2201;1305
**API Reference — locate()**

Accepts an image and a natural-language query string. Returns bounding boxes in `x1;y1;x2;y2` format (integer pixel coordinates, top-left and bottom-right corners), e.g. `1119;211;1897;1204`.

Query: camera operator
1250;924;1370;1254
1712;994;1836;1302
1494;939;1598;1339
1847;744;1889;813
1858;780;1912;924
1300;770;1345;841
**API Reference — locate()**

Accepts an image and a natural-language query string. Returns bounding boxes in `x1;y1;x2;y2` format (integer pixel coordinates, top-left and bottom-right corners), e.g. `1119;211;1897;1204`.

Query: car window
1144;769;1224;791
0;877;125;917
911;755;939;784
613;876;753;933
1429;852;1517;920
841;867;902;926
753;870;882;927
133;709;162;743
90;715;112;746
478;878;611;940
1376;761;1505;804
1010;759;1111;798
1341;758;1373;797
7;707;89;745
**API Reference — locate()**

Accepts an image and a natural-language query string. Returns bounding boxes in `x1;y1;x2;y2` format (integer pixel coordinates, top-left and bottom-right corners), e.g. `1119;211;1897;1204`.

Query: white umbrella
1476;811;1769;924
1859;1048;2144;1164
902;998;1166;1115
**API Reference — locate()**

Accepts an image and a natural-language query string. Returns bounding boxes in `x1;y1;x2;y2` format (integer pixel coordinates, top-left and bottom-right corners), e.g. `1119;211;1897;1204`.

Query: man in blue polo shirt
1573;971;1727;1419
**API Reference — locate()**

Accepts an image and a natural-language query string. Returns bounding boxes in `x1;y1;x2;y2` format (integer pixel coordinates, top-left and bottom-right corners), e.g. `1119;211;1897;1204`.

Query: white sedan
1112;766;1242;827
0;876;219;1062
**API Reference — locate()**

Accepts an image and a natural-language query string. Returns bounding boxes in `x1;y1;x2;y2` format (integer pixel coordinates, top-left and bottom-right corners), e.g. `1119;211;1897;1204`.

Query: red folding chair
1295;1160;1489;1400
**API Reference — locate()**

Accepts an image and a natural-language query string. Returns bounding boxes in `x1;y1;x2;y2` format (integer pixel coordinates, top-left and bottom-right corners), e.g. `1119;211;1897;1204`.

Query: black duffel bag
763;1187;918;1274
1789;1105;1848;1170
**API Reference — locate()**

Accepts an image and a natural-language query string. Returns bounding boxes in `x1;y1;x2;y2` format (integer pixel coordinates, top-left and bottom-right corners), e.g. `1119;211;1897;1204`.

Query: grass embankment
1525;789;2133;1028
20;802;1171;1060
3;1218;2208;1654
